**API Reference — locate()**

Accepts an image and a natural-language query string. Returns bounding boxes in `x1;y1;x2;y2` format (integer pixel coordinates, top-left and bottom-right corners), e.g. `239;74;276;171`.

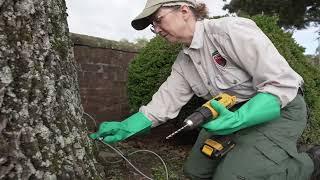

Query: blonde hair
162;2;209;20
190;3;209;20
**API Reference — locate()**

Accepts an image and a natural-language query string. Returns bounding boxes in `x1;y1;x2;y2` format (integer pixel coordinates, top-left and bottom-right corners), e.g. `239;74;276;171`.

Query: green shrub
128;15;320;144
127;37;205;125
127;37;182;112
251;15;320;144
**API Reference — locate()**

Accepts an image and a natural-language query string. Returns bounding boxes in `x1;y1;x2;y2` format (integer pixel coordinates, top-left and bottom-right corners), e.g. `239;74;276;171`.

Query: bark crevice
0;0;104;179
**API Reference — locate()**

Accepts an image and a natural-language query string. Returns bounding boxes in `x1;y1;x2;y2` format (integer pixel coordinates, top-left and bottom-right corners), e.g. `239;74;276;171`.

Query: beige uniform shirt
140;17;303;127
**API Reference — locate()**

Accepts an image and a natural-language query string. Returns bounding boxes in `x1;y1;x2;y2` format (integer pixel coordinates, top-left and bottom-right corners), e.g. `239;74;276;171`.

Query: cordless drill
166;93;236;138
166;93;237;158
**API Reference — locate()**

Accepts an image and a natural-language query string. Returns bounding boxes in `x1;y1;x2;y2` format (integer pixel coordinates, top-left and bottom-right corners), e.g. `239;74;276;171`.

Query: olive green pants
184;94;314;180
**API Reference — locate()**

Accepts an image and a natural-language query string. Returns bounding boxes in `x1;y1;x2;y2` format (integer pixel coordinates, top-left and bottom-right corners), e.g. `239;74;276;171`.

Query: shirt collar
183;20;204;54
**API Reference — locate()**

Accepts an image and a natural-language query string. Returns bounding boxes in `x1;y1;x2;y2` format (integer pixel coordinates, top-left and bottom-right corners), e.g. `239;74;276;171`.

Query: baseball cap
131;0;196;30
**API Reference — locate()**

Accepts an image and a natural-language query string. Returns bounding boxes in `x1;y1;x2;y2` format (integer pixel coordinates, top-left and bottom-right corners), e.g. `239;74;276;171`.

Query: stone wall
71;33;138;124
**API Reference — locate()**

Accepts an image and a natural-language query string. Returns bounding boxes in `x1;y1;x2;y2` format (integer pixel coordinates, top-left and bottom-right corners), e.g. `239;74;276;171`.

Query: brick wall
71;33;138;124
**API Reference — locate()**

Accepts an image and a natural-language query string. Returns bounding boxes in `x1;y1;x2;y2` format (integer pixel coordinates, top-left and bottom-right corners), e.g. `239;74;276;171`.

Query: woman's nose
154;26;162;34
154;25;162;34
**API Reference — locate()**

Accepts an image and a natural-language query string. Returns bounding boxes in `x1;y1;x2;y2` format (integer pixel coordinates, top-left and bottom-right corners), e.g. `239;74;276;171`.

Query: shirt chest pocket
214;67;251;90
181;61;210;98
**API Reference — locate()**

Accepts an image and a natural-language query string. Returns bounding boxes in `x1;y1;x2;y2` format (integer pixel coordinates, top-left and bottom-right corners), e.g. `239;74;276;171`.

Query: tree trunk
0;0;104;179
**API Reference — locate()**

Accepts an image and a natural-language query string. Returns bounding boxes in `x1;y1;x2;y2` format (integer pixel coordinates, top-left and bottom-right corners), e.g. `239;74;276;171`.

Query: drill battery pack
200;135;235;159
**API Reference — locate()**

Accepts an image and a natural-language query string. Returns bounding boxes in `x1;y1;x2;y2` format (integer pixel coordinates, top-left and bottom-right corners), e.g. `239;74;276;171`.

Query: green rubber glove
202;93;280;135
89;112;152;143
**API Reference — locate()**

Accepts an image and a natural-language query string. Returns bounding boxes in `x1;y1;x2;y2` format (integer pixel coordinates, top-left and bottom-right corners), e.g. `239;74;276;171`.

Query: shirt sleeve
139;56;194;127
214;18;303;107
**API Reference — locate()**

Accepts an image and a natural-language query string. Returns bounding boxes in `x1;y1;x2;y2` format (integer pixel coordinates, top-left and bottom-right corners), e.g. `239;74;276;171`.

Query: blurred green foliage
128;15;320;144
223;0;320;30
251;15;320;144
127;37;182;112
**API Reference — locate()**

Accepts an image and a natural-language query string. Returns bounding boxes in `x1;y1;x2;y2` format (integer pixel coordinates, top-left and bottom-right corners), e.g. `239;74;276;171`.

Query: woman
90;0;319;179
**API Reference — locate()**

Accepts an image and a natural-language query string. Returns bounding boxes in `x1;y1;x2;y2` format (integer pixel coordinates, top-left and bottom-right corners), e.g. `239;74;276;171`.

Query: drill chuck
165;107;213;139
182;107;213;130
166;93;237;140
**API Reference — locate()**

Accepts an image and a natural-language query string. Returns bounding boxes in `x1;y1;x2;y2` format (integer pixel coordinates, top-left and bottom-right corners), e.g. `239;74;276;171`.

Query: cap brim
131;4;161;30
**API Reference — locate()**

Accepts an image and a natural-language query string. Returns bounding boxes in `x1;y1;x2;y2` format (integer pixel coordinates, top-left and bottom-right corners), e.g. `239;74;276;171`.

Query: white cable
83;112;169;180
100;140;169;180
98;138;153;180
83;111;98;128
128;149;169;180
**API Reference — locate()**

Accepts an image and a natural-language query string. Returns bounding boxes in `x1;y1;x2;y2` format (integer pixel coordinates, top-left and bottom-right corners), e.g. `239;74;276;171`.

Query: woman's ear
180;5;195;21
180;5;193;20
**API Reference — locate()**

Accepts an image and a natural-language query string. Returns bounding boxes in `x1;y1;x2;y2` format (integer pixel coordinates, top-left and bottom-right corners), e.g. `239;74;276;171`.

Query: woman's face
151;5;195;44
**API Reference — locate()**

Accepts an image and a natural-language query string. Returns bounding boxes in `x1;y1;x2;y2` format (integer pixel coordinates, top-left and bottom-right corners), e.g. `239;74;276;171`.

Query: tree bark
0;0;104;179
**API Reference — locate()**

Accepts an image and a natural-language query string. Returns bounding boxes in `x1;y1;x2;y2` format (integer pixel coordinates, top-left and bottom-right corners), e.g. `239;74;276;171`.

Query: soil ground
95;122;200;180
92;120;313;179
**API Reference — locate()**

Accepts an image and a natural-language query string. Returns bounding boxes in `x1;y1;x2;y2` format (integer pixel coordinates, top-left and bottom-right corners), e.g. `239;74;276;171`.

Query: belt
298;87;304;96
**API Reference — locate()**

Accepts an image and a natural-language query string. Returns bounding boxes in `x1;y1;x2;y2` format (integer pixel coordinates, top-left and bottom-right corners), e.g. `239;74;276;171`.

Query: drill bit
166;120;193;139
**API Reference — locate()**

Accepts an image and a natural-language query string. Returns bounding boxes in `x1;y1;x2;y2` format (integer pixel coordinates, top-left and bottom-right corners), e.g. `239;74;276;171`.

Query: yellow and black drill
166;93;237;158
